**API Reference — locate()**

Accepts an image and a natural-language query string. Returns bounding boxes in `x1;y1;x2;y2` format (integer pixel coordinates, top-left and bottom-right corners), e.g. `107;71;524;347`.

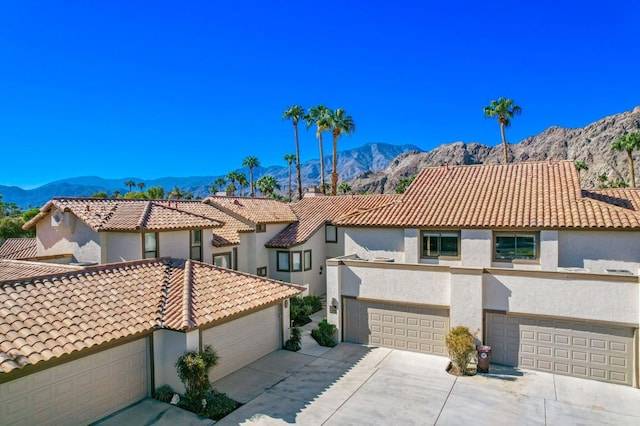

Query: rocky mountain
0;143;420;208
349;106;640;194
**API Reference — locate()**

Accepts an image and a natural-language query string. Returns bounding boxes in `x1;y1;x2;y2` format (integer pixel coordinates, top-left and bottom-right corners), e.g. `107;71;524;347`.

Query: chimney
547;157;553;166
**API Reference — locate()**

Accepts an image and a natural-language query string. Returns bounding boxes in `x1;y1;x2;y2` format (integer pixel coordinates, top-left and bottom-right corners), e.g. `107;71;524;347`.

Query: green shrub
153;385;174;403
175;345;219;398
200;389;241;420
284;327;302;351
445;326;476;376
303;295;323;313
311;318;337;347
290;297;312;326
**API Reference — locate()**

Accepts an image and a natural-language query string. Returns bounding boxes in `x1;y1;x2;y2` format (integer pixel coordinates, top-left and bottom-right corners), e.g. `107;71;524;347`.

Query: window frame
420;231;460;259
255;223;267;233
303;250;312;271
277;251;290;272
190;229;202;261
493;232;539;262
213;252;232;268
142;232;159;259
325;224;338;243
291;251;302;272
256;266;267;276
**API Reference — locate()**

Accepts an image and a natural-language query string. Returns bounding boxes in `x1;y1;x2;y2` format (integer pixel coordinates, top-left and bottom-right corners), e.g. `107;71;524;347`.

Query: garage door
343;298;449;356
486;313;635;386
203;305;281;382
0;337;149;426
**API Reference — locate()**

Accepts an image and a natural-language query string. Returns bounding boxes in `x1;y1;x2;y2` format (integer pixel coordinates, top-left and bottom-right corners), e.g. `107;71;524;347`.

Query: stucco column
449;267;484;344
326;259;342;341
404;229;419;263
540;230;559;271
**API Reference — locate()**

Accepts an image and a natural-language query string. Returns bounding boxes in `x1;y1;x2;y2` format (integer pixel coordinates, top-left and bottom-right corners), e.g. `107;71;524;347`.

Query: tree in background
338;182;351;194
91;191;108;198
225;182;236;196
138;182;145;192
211;177;226;194
124;180;136;193
327;108;356;195
611;132;640;188
237;173;248;196
226;171;243;196
256;175;280;197
146;185;165;199
168;186;186;200
483;97;522;164
242;156;260;197
112;190;121;198
305;105;331;194
574;160;588;184
282;105;306;200
395;176;416;194
284;153;296;201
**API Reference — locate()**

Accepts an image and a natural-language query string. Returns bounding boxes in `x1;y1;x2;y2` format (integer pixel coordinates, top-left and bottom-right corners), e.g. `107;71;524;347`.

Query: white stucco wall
558;230;640;273
36;212;101;263
159;230;189;259
104;232;142;263
460;229;492;267
153;330;188;394
325;227;346;259
483;271;639;325
343;228;405;261
404;229;419;263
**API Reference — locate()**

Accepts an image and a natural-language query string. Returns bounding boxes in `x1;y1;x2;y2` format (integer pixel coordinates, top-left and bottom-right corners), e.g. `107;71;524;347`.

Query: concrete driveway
212;343;640;425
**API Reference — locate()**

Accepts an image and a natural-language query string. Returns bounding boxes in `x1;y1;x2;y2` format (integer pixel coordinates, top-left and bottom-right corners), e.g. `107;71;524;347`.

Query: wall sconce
330;298;338;314
319;266;323;275
284;299;289;308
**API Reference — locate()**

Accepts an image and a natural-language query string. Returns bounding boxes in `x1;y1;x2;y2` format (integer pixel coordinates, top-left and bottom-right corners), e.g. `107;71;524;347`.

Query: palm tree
112;190;121;198
338;182;351;194
168;186;186;200
137;182;145;192
327;108;356;195
124;180;136;193
284;153;296;201
483;97;522;164
611;132;640;188
226;171;243;196
256;175;280;197
242;156;260;197
305;105;331;194
282;105;306;200
146;185;165;199
237;173;248;196
212;177;226;193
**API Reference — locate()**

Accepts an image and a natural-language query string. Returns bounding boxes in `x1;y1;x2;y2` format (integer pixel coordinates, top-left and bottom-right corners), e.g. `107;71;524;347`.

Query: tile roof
0;238;37;260
0;258;302;374
0;259;82;282
0;258;303;373
22;199;252;244
334;161;640;229
266;194;401;248
204;196;297;225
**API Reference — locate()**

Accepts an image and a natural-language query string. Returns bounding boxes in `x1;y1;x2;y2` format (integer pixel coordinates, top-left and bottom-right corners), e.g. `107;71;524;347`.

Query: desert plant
153;385;175;403
284;327;302;351
445;326;476;376
311;318;337;347
303;295;323;313
175;345;219;398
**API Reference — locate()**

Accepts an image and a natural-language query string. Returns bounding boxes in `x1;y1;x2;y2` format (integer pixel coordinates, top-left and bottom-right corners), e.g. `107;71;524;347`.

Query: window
257;266;267;276
233;247;238;270
421;232;459;258
304;250;312;271
255;224;266;233
277;251;290;271
325;224;338;243
190;229;202;261
213;252;231;268
143;233;158;259
291;251;302;272
494;233;537;261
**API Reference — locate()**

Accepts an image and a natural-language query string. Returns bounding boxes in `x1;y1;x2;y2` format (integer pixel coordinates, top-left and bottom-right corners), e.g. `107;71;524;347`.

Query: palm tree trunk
288;163;292;201
250;169;254;197
628;151;636;188
318;131;326;194
501;123;508;164
294;124;303;200
331;133;338;196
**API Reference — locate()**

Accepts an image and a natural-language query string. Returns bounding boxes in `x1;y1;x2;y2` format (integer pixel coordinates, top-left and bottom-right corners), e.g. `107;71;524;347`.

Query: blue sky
1;1;638;188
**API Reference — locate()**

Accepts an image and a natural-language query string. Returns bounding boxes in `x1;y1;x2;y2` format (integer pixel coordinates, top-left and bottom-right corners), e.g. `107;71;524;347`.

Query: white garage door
0;337;149;426
203;305;281;382
486;313;635;386
344;298;449;356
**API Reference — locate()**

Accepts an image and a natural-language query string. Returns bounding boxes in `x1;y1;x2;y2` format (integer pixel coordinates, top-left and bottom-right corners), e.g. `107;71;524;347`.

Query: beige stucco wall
558;230;640;273
36;211;101;263
104;232;142;263
153;329;200;394
343;227;405;261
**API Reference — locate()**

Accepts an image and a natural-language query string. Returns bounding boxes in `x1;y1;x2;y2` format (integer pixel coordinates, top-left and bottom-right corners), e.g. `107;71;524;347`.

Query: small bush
175;345;219;398
290;297;312;326
284;327;302;351
311;318;337;347
445;326;476;376
153;385;174;403
200;389;241;420
303;295;323;313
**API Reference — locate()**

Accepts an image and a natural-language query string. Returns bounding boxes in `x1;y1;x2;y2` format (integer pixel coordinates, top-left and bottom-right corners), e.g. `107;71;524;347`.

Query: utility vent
70;261;98;267
372;257;394;263
557;267;589;273
604;269;634;276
